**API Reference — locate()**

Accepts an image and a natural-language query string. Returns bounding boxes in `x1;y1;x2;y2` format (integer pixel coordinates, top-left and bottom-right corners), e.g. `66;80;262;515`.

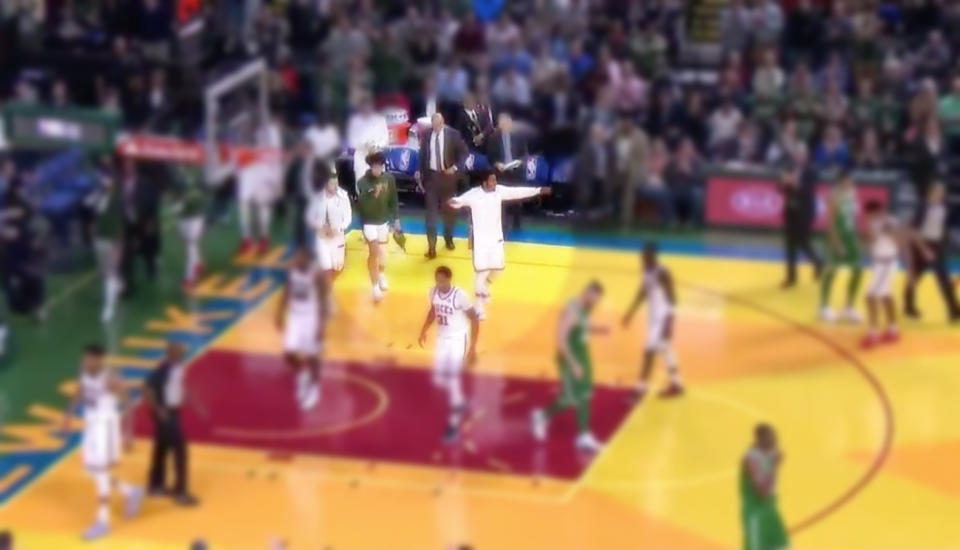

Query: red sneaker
881;329;899;344
658;383;685;399
860;333;879;349
180;278;193;292
257;237;270;256
235;238;252;256
193;263;205;280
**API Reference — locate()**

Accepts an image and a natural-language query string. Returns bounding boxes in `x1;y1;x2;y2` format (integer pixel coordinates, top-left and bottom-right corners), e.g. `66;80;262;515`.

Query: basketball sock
185;236;199;280
447;376;464;428
474;271;490;313
256;203;272;239
239;202;251;239
103;276;120;315
662;345;680;385
819;264;837;307
94;472;110;524
544;396;566;418
846;266;863;307
113;479;134;497
97;503;109;524
574;399;589;433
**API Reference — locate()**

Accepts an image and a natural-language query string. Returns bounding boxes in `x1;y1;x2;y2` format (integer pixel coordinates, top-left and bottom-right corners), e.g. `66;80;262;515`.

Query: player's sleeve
498;186;542;202
449;188;476;209
340;191;353;232
304;198;320;229
387;174;399;220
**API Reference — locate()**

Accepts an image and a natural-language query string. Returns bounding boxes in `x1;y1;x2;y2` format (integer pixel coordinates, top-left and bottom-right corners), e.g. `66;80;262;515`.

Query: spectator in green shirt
937;74;960;135
355;150;399;302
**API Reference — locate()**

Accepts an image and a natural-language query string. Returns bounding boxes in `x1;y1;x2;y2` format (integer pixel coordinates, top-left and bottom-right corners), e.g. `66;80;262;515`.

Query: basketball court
1;230;959;549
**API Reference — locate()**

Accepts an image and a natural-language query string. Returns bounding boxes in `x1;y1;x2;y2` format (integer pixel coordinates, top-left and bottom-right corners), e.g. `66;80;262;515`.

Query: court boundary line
684;283;895;535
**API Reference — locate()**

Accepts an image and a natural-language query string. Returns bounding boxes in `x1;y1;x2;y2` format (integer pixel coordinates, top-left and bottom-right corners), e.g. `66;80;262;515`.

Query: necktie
435;130;443;171
504;132;512;163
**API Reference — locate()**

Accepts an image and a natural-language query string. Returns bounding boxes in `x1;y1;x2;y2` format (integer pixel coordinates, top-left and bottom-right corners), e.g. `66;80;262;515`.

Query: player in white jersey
236;116;284;256
622;243;684;399
861;200;915;348
275;248;323;410
305;160;352;318
61;344;143;541
418;266;480;443
448;170;550;319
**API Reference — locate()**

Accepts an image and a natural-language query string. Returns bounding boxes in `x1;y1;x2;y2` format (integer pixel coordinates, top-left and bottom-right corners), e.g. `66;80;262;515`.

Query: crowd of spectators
2;0;960;235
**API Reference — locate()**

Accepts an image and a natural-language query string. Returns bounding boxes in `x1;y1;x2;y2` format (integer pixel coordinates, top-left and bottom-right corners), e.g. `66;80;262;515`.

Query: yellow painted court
1;234;959;549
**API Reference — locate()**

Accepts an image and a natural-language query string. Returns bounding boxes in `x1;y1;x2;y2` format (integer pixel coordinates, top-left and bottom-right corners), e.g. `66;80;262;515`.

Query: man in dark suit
455;90;494;153
120;158;163;292
418;113;467;258
144;341;199;506
572;122;614;217
904;181;960;321
778;143;822;288
487;112;529;232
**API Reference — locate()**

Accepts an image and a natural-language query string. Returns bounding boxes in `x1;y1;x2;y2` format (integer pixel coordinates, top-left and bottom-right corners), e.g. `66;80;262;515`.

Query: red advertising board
705;176;890;230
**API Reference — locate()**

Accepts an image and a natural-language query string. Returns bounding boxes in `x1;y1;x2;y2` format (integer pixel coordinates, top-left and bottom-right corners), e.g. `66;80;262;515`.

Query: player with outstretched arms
418;266;480;443
622;243;684;399
448;170;550;319
61;344;144;541
275;248;324;410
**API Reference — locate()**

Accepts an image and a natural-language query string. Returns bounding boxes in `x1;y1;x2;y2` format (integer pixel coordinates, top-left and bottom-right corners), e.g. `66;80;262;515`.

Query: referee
778;143;822;288
904;181;960;322
144;341;199;505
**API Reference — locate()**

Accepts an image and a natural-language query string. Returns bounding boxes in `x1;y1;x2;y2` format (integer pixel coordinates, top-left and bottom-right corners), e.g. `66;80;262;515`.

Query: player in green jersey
741;423;789;550
531;281;607;453
91;160;125;323
174;166;207;290
819;170;863;323
356;150;400;303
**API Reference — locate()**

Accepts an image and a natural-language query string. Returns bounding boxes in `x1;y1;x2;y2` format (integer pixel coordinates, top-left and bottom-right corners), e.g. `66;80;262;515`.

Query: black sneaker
173;493;199;507
444;240;455;251
147;486;170;497
442;425;458;444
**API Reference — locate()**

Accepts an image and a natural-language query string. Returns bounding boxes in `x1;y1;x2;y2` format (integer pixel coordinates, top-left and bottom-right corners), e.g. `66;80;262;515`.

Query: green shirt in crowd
356;170;398;225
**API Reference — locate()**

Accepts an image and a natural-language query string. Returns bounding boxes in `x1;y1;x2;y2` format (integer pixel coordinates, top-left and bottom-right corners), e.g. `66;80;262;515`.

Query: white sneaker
82;520;109;541
300;383;320;411
841;307;862;324
378;273;389;291
575;432;604;453
123;487;144;518
530;409;547;442
372;284;383;303
819;307;835;323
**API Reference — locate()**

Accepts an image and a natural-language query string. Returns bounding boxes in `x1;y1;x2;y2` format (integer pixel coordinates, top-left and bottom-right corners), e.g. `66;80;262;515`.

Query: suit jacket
418;125;468;179
454;104;494;151
487;129;529;181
